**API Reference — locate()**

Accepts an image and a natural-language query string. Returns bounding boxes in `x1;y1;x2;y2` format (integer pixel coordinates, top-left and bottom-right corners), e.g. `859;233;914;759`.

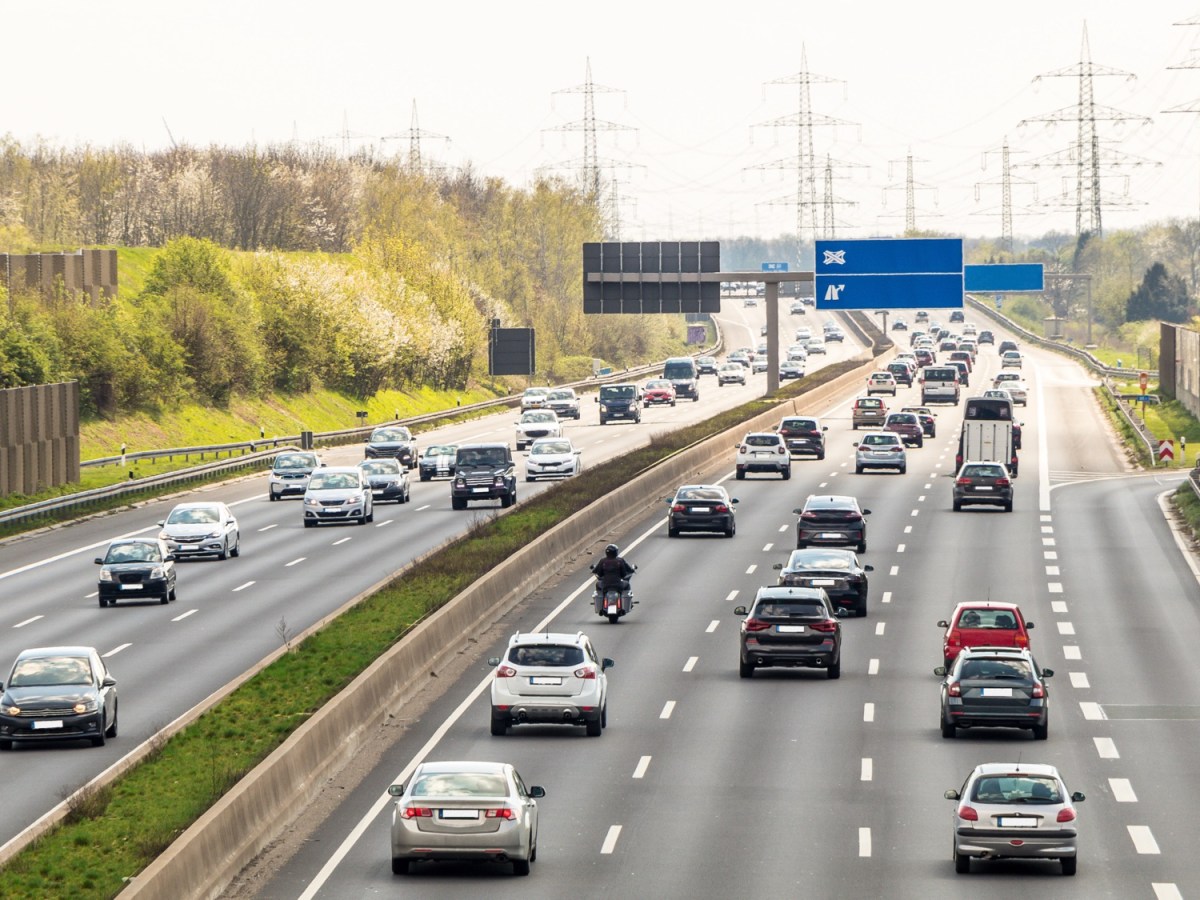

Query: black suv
450;444;517;509
935;646;1051;740
949;310;965;323
794;495;870;552
777;416;827;459
775;548;872;617
365;426;417;468
734;587;843;679
597;383;641;425
977;330;995;345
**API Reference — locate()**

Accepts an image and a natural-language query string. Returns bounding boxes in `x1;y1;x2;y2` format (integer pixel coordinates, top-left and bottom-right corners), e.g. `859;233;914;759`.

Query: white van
920;366;961;405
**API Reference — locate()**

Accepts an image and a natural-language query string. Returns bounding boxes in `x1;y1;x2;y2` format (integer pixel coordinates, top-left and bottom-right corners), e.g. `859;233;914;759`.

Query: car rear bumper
492;703;600;725
671;514;733;533
741;644;838;668
392;823;529;861
798;528;864;546
955;829;1077;859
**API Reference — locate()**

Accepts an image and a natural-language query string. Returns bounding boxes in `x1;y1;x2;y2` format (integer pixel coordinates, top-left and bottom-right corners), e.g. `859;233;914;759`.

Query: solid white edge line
0;523;159;583
415;505;431;511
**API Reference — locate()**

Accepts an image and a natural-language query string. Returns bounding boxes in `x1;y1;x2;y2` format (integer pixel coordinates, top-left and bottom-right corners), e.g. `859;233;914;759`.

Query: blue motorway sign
964;264;1044;292
762;262;789;272
815;238;963;310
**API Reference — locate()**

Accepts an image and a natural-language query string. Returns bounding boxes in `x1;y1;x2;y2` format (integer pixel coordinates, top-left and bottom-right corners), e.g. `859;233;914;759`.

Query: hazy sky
8;1;1200;246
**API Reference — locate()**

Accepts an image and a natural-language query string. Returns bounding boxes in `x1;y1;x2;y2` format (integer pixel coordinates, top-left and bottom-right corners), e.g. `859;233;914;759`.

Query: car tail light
778;446;786;455
574;665;597;680
672;503;686;512
1030;682;1044;698
801;511;820;521
714;504;730;513
956;477;971;485
495;665;517;678
401;806;433;818
958;805;979;821
739;445;748;453
947;682;961;697
1016;633;1029;647
743;618;771;632
1056;808;1076;823
809;619;838;633
485;807;516;820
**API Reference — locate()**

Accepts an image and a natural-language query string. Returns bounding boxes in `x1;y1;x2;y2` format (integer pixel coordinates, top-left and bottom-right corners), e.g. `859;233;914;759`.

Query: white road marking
889;566;899;576
1048;583;1063;593
415;504;430;511
375;519;393;528
601;825;622;854
1051;600;1068;613
86;592;98;598
285;557;306;567
859;827;871;857
1044;550;1058;560
924;483;931;489
1128;825;1160;854
1041;514;1052;522
778;524;788;532
897;544;906;552
1094;737;1120;759
868;658;879;675
632;756;651;779
102;643;131;658
232;581;255;592
875;622;886;636
725;590;739;602
762;543;774;552
1042;538;1056;546
683;656;698;672
881;591;892;604
258;524;278;532
659;701;675;720
172;609;198;622
0;524;160;583
903;525;912;533
1063;645;1081;660
1057;621;1075;635
1110;778;1137;802
13;616;43;629
1080;702;1105;720
1041;525;1054;534
1046;566;1060;576
863;703;875;722
818;482;828;488
910;510;919;517
861;759;873;781
332;537;352;546
745;564;757;574
1154;885;1184;900
1069;672;1090;689
917;495;926;502
706;620;719;633
934;462;942;468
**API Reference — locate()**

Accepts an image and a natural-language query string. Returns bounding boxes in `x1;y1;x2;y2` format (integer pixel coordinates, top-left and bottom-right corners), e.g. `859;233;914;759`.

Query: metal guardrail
1102;380;1157;464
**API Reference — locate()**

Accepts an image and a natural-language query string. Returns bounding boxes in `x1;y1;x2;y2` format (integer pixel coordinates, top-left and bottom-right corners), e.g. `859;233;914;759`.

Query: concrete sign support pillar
765;281;780;394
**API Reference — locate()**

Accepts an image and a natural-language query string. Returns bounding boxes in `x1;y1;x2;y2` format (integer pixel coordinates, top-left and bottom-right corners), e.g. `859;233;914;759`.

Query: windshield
165;506;220;525
663;362;695;380
546;390;573;401
370;428;411;443
745;435;780;447
959;658;1034;680
531;441;571;455
308;472;360;490
601;386;635;400
104;542;163;564
457;448;507;467
9;656;92;687
755;600;824;618
424;445;455;457
521;411;555;422
274;454;316;471
360;460;399;475
508;644;584;666
676;487;726;502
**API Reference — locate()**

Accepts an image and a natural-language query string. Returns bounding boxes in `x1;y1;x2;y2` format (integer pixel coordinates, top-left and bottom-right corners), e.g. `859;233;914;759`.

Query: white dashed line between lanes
726;590;739;602
745;564;757;575
1045;550;1058;559
868;659;879;675
889;566;899;576
332;538;351;546
1063;645;1081;660
415;505;430;511
861;758;873;781
1047;566;1060;576
13;616;42;628
1153;884;1184;900
1048;583;1063;593
1110;778;1137;802
1051;600;1067;613
903;525;912;533
875;623;886;636
1080;702;1105;720
705;620;719;633
600;825;622;854
659;701;675;719
1069;672;1090;689
172;609;198;622
632;756;651;779
897;544;906;553
258;524;277;532
285;558;306;567
102;643;131;658
882;591;892;604
683;657;698;673
859;827;871;857
1128;825;1160;854
1094;737;1120;759
863;703;875;722
233;581;255;592
762;543;773;552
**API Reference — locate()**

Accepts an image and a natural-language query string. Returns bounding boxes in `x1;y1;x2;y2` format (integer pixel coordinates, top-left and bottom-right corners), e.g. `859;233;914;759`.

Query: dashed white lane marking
778;524;788;532
233;581;255;592
917;495;926;502
415;504;430;511
1110;778;1138;802
1048;583;1063;593
897;544;906;552
863;703;875;722
882;591;892;604
1128;825;1161;854
875;623;886;636
1040;514;1052;522
375;519;393;528
1041;525;1054;534
861;759;873;781
1095;737;1120;759
762;543;774;552
1042;538;1056;547
1046;566;1060;576
632;756;651;779
258;524;278;532
1069;672;1090;689
172;609;198;622
660;701;675;720
819;482;828;488
839;462;847;468
903;525;912;534
1063;645;1081;660
1153;884;1184;900
859;827;872;857
13;616;42;628
934;462;942;468
1051;600;1068;613
86;592;98;598
889;566;899;576
601;825;622;854
332;537;351;546
745;564;757;575
924;483;932;489
1080;702;1105;720
1044;551;1058;560
1057;622;1075;635
910;511;919;519
102;643;131;658
706;620;719;633
683;657;698;673
285;557;306;567
726;590;739;602
868;659;880;675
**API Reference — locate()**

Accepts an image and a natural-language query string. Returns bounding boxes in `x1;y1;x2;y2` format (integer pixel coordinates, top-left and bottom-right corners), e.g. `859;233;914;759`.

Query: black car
596;383;641;425
774;548;873;617
977;330;995;345
998;339;1019;355
734;587;843;679
365;426;417;468
418;443;458;481
0;646;118;749
666;484;738;537
901;406;937;437
949;310;965;323
451;444;517;509
953;461;1014;512
696;356;719;376
886;361;914;387
935;647;1051;739
777;416;827;459
795;495;870;552
95;538;177;606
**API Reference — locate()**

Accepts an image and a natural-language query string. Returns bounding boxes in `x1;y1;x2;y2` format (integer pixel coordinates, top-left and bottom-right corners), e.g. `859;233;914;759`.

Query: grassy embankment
0;358;862;899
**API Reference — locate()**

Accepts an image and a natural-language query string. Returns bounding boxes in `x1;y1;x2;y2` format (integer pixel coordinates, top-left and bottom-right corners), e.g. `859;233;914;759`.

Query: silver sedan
157;501;239;559
388;761;544;876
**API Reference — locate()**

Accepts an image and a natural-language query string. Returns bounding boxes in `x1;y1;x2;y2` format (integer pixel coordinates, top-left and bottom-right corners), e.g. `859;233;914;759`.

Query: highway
0;302;862;849
239;324;1200;899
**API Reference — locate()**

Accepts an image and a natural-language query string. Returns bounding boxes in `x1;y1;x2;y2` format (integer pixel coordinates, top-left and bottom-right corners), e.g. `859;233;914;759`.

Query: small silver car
158;501;240;559
358;458;411;504
267;451;322;501
388;761;544;876
302;466;373;527
946;763;1085;875
854;431;907;474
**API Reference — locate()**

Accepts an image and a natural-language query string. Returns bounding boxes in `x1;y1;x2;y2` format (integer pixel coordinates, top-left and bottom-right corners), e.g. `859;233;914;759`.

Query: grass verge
0;361;863;898
1172;480;1200;541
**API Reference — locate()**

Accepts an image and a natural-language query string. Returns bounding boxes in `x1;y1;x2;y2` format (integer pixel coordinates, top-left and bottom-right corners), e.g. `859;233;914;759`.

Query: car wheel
941;718;956;739
586;716;602;737
451;497;467;511
391;857;410;875
916;437;924;448
1061;856;1077;876
303;519;314;528
858;593;868;618
817;450;826;460
668;524;680;537
513;859;532;876
855;466;863;474
160;589;170;605
218;540;229;561
490;715;508;736
500;493;512;509
169;586;177;602
739;657;754;678
782;467;791;480
230;537;240;558
1004;500;1013;513
671;400;676;407
930;428;936;438
736;470;745;480
91;716;107;747
953;500;962;511
601;705;607;728
725;520;736;538
694;395;700;402
899;465;907;474
0;739;11;751
530;839;538;862
827;656;841;679
954;849;971;874
268;492;278;502
599;418;607;425
856;540;866;553
1033;721;1049;741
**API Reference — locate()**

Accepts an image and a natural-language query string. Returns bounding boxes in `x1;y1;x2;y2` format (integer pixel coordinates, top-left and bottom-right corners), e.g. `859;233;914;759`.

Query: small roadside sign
762;262;789;272
1140;371;1149;392
1158;439;1175;462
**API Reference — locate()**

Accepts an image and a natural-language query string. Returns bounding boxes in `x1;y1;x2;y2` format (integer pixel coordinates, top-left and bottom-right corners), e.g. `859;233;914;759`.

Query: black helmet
605;543;619;558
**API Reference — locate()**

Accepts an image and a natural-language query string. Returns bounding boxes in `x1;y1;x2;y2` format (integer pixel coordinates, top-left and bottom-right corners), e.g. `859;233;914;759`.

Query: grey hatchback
953;461;1013;512
734;587;843;679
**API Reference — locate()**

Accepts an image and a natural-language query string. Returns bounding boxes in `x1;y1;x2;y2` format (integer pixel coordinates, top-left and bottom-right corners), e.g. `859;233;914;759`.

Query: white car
524;437;582;481
735;432;791;480
158;501;240;559
514;410;562;450
1001;380;1029;405
854;431;907;474
795;327;813;342
520;387;551;410
1001;350;1023;368
805;337;827;355
488;631;612;736
787;344;808;361
993;371;1022;387
751;356;769;374
962;323;978;336
718;363;747;386
866;372;898;396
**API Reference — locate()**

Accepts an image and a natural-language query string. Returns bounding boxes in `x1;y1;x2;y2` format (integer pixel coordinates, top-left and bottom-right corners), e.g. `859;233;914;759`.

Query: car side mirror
851;442;860;448
166;554;177;562
733;606;748;616
772;563;783;570
156;520;165;527
862;509;872;515
822;426;828;432
937;620;950;628
1042;668;1054;678
934;666;947;676
94;557;104;565
730;498;739;504
102;675;117;687
791;508;803;515
863;565;874;572
944;789;961;800
487;657;500;666
529;786;546;799
602;658;615;670
1070;791;1085;802
1026;622;1034;629
388;784;404;797
835;607;850;618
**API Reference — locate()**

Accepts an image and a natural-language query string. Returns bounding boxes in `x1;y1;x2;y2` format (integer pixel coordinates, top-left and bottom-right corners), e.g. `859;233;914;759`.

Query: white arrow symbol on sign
824;284;845;302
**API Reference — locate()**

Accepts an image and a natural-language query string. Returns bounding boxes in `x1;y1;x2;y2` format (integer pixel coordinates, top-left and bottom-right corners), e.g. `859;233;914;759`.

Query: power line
1163;15;1200;218
381;100;450;172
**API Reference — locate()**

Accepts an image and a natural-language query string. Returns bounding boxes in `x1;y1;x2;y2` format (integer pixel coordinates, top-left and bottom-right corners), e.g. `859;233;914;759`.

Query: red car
937;601;1034;668
642;379;677;407
915;348;935;367
883;412;924;447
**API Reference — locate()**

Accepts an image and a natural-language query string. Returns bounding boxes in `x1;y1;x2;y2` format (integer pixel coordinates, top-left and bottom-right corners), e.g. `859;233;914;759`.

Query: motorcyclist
591;543;635;611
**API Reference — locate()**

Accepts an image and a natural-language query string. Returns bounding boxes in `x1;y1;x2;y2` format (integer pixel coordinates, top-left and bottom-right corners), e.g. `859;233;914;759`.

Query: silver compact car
0;646;118;750
388;761;544;876
268;451;322;501
514;410;562;451
158;501;240;559
946;763;1085;875
488;632;612;736
302;466;374;527
854;431;907;474
358;458;411;504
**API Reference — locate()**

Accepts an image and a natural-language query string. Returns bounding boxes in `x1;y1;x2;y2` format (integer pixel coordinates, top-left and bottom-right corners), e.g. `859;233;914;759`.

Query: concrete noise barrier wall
0;382;81;497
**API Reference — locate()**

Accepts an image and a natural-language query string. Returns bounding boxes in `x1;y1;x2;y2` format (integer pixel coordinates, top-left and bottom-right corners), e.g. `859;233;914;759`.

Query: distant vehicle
998;339;1019;355
158;502;240;559
777;416;826;459
524;437;582;481
851;396;888;429
955;418;1018;477
268;451;323;501
884;412;924;447
774;548;873;617
789;301;806;315
662;357;700;401
642;379;677;407
949;309;965;322
488;631;612;736
901;405;937;438
696;356;719;375
418;444;458;481
936;647;1051;740
854;431;907;474
866;372;898;396
452;444;517;509
364;426;417;469
915;310;929;322
520;387;551;410
743;296;758;307
892;318;908;331
976;329;994;345
544;388;581;420
734;587;843;679
805;337;827;355
938;600;1034;668
718;363;747;386
735;432;791;480
514;410;562;451
794;494;870;552
666;484;738;538
953;460;1013;512
779;359;806;381
596;383;641;425
0;646;118;749
887;360;915;387
726;351;751;369
824;327;845;343
1001;350;1023;368
795;327;813;342
920;366;961;405
359;457;411;504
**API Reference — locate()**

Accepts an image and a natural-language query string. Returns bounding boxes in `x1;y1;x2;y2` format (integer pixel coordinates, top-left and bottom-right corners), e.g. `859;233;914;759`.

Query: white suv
488;632;613;737
866;371;898;395
736;432;792;480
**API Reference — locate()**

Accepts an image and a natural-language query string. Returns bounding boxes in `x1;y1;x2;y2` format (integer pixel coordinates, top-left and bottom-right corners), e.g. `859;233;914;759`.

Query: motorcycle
591;566;637;624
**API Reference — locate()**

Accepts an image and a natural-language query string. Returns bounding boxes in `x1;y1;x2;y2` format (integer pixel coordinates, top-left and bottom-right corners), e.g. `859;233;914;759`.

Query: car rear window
411;773;508;798
959;658;1033;680
925;368;956;380
755;601;824;617
860;433;899;446
677;487;725;502
745;435;780;447
508;644;584;667
781;419;817;430
857;398;882;408
963;464;1006;479
955;608;1020;629
971;776;1060;804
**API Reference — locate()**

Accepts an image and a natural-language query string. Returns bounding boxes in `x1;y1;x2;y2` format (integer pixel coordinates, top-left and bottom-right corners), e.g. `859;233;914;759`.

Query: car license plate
754;452;771;458
690;507;710;514
31;720;63;730
120;583;141;590
439;809;479;820
997;817;1038;828
472;487;488;493
975;486;992;491
529;677;562;685
811;579;836;586
980;687;1013;697
819;532;843;539
776;625;806;633
607;604;619;616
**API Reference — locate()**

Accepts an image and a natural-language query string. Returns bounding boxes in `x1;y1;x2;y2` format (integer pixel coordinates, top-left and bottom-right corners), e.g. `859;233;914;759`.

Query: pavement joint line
1051;601;1068;613
863;702;875;722
881;591;892;604
745;564;757;575
1048;583;1063;593
12;615;43;628
861;758;873;781
1080;702;1104;720
632;757;651;779
102;643;131;658
889;565;899;576
332;538;351;546
875;622;886;636
415;505;430;511
172;609;198;622
1110;778;1137;802
868;659;879;675
285;557;306;567
705;620;719;633
1069;672;1090;689
232;581;255;592
1094;736;1120;759
659;701;675;720
1063;645;1081;660
1057;622;1076;635
601;825;622;855
682;656;698;673
725;590;739;602
858;827;871;857
1128;825;1160;854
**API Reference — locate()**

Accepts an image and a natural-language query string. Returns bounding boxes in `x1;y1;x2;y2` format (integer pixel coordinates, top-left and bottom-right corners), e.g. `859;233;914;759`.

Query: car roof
676;483;726;492
804;494;860;508
108;537;161;546
509;631;586;646
959;646;1033;658
12;646;98;660
952;601;1023;613
414;760;511;776
529;437;572;448
168;501;223;510
755;586;827;601
787;548;856;565
970;762;1060;779
315;465;362;474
